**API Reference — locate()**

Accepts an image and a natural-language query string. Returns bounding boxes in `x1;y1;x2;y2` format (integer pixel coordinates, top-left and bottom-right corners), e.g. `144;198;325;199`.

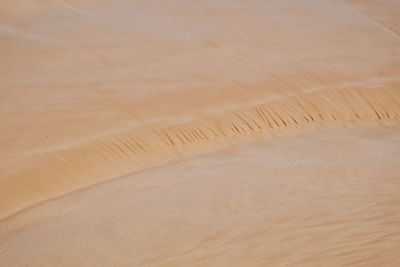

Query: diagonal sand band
1;83;399;221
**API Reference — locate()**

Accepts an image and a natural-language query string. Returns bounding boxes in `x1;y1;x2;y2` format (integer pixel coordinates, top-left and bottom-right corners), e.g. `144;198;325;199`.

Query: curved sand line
1;84;399;220
1;0;400;265
1;125;400;266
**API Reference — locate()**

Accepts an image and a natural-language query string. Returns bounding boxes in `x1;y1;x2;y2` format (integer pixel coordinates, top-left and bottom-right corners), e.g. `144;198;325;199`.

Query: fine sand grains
1;85;400;220
1;0;400;265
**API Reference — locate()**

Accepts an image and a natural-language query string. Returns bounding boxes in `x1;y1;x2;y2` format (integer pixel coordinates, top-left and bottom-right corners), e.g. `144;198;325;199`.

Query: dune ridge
1;0;400;265
1;83;399;221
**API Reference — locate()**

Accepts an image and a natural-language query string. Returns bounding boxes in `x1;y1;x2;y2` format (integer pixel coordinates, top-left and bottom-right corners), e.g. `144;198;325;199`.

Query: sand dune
1;84;400;221
1;126;400;266
1;0;400;266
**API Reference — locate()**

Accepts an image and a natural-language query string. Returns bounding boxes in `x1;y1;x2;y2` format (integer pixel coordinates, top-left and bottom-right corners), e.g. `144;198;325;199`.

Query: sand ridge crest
1;84;399;221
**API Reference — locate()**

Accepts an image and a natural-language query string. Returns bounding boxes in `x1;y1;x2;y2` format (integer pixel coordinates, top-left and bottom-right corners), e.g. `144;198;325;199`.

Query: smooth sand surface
1;127;400;266
1;0;400;266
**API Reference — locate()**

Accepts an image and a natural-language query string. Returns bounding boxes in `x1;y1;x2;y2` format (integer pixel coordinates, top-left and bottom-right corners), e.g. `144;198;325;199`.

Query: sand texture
1;0;400;266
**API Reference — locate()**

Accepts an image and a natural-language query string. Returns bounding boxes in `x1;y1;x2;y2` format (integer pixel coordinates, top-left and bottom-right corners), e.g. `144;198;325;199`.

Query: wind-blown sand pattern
1;0;400;266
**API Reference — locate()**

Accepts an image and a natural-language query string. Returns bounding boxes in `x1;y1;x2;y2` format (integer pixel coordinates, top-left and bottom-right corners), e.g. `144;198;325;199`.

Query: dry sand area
1;0;400;266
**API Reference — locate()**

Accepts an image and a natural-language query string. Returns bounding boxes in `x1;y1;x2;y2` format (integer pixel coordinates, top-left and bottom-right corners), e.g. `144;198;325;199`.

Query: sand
1;0;400;266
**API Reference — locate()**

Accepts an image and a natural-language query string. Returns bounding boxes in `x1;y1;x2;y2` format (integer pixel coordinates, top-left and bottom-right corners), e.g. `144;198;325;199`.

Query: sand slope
1;85;400;220
1;126;400;266
1;0;400;219
1;0;400;265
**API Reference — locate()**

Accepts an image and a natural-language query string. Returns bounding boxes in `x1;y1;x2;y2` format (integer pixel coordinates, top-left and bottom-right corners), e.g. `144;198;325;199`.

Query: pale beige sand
1;0;400;266
1;127;400;266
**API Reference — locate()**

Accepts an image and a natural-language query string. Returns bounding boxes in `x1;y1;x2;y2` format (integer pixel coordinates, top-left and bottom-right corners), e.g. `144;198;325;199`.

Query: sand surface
1;0;400;266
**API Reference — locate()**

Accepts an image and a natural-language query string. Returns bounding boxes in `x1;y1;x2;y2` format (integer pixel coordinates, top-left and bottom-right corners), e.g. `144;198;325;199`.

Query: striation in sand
1;0;400;266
